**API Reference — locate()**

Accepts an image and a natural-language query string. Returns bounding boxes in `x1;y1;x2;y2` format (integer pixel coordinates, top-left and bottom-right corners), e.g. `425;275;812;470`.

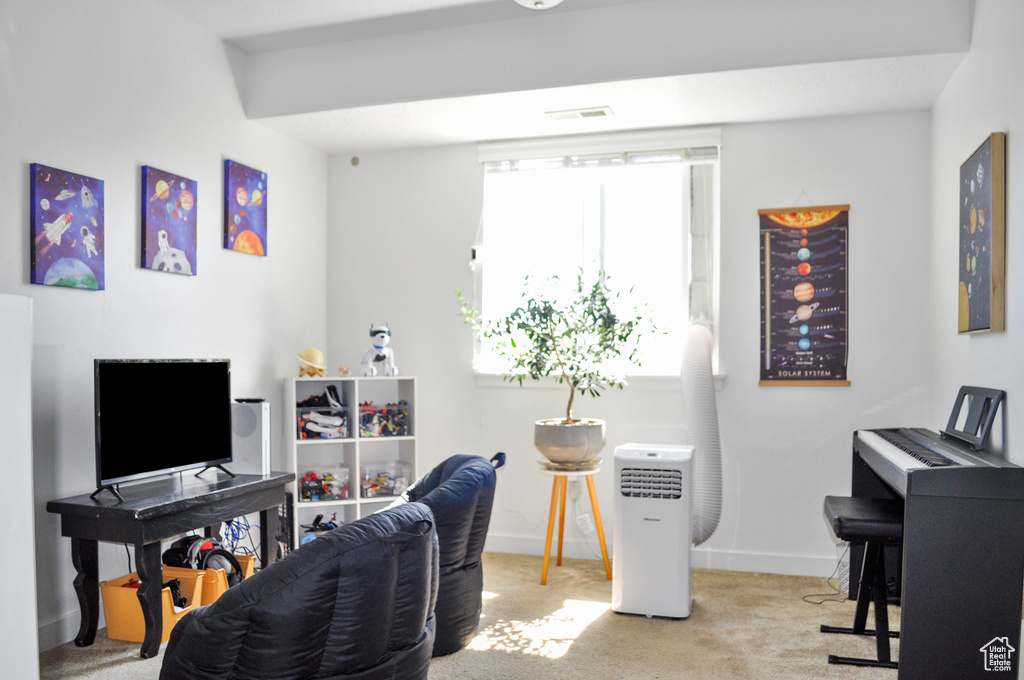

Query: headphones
164;536;245;587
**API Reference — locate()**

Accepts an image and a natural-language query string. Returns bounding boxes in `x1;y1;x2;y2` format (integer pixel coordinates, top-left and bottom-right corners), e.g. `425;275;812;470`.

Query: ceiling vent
546;106;614;120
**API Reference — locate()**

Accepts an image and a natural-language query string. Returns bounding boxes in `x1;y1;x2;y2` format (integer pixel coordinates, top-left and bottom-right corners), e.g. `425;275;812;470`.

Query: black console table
47;471;294;658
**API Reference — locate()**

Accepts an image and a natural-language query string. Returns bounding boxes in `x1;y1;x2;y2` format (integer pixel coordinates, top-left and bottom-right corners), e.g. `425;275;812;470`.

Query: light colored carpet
40;551;899;679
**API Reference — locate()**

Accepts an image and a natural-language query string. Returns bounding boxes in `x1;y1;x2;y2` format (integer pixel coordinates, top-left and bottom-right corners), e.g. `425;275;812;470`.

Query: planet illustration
789;302;820;323
179;190;194;211
233;229;264;256
43;257;98;289
800;238;808;247
797;262;811;276
794;282;815;302
970;207;977;233
798;338;811;351
40;198;50;210
150;180;170;202
233;213;241;225
55;188;76;201
251;189;263;207
799;324;809;335
797;247;811;261
236;186;249;206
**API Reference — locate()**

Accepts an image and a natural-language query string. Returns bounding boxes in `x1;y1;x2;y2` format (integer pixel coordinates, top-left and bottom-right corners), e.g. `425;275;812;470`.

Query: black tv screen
95;359;232;488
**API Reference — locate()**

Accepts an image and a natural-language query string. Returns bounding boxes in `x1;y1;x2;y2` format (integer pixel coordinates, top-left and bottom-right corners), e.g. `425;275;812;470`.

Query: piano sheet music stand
941;385;1004;451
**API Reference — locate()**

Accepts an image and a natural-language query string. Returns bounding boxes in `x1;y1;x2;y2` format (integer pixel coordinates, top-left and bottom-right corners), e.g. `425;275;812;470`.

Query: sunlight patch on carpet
467;599;609;659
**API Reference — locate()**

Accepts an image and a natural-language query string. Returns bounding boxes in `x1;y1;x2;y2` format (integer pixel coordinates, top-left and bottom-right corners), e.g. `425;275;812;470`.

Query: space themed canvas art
224;159;267;256
759;206;849;385
141;166;198;276
958;132;1005;334
30;163;105;290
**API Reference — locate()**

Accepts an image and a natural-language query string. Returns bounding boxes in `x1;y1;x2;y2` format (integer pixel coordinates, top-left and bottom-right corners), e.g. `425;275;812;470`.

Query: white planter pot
534;418;606;465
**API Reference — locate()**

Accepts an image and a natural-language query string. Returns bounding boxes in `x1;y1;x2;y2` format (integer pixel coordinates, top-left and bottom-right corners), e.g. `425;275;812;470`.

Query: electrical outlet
576;512;594;534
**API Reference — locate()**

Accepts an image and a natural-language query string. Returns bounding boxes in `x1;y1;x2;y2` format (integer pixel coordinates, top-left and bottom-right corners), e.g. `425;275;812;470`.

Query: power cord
568;479;603;561
802;543;850;605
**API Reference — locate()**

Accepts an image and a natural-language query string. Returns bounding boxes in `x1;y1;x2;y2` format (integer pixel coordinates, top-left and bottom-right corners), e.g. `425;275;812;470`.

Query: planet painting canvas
30;163;105;290
958;133;1005;334
224;159;267;256
141;166;198;276
759;206;849;385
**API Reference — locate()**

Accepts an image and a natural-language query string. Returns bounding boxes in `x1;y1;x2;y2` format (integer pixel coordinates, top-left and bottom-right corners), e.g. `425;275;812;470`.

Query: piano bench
821;495;902;670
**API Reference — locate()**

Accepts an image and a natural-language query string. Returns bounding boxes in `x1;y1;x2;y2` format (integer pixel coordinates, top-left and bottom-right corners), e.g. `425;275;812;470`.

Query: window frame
471;128;722;379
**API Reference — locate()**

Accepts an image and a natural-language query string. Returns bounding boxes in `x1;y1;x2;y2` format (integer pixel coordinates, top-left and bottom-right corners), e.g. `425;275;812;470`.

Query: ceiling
153;0;972;154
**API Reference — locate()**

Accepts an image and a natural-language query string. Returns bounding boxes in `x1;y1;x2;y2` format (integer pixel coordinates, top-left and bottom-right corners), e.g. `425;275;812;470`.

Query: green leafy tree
459;271;652;423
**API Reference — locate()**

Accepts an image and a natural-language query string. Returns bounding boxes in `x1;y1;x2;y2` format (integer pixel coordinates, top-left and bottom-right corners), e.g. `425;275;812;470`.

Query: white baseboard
37;609;107;652
483;532;840;579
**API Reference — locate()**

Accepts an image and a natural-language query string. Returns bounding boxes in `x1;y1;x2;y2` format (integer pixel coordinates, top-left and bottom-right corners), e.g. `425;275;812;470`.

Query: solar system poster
224;159;267;256
759;206;850;385
141;166;197;276
29;163;105;290
958;132;1005;334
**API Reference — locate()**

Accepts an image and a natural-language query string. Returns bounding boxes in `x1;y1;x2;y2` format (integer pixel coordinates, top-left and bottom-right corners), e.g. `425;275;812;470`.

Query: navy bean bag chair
159;502;438;680
397;453;504;656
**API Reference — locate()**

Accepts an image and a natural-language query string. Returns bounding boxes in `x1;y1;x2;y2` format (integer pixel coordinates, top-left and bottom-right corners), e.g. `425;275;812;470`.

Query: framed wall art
30;163;105;290
958;132;1005;334
759;205;850;386
141;166;197;275
224;159;267;256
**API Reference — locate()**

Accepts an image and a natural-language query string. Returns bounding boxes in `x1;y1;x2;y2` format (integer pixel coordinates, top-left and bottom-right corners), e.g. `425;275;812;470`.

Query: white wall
929;0;1024;456
0;0;328;651
0;296;40;679
326;110;934;577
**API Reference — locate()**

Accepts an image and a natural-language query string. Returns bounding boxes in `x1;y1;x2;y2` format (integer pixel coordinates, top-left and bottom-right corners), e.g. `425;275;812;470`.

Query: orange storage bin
197;553;257;606
100;568;204;643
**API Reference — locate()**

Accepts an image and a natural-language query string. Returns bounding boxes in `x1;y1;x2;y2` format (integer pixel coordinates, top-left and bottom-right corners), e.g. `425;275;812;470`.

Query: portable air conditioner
612;443;694;618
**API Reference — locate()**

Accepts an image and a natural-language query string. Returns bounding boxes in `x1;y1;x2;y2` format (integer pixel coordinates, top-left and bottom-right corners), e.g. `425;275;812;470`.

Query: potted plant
459;270;652;465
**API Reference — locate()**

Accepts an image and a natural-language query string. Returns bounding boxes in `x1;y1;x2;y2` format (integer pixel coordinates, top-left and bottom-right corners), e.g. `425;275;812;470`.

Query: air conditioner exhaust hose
682;323;722;546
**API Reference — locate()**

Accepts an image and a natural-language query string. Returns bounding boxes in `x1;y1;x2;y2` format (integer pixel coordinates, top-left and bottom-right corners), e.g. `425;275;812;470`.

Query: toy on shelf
297;409;348;439
297;347;326;378
359;400;410;437
300;469;350;502
299;513;341;545
360;324;398;377
360;461;410;498
296;385;348;439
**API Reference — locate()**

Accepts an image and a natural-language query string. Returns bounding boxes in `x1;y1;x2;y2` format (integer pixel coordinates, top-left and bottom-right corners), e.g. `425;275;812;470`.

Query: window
471;129;720;377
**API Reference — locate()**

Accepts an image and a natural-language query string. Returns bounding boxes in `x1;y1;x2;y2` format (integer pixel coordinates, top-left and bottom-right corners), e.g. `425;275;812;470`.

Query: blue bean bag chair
159;502;438;680
398;453;504;656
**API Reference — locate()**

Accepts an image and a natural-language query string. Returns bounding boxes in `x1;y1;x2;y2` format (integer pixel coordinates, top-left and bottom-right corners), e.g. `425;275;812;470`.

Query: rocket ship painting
30;163;105;289
40;213;73;248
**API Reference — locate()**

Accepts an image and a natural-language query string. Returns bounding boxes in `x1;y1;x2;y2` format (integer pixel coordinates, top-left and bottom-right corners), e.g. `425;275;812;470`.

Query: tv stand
89;484;126;503
48;472;293;658
195;463;235;478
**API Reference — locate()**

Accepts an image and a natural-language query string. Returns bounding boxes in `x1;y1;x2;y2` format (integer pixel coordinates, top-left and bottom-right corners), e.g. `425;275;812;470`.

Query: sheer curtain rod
478;127;722;163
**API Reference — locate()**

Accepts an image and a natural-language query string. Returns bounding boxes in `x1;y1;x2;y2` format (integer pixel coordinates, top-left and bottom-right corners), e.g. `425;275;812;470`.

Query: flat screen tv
94;359;233;499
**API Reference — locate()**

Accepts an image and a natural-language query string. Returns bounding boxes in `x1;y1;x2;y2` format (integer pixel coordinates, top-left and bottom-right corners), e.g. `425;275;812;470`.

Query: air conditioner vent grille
620;467;683;499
